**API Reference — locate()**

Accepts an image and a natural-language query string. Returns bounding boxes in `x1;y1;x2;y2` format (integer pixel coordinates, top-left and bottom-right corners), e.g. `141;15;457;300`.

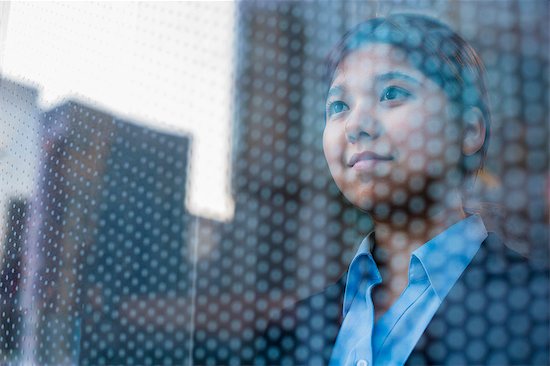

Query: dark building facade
28;101;193;364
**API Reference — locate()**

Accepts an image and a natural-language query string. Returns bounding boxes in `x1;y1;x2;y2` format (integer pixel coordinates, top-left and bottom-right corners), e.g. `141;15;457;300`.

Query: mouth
347;151;394;168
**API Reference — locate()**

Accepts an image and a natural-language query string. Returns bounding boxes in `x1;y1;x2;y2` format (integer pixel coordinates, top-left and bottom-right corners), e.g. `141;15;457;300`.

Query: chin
341;187;377;212
343;186;418;222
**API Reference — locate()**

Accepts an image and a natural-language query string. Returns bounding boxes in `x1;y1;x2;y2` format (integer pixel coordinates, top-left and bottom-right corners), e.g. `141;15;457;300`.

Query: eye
380;86;412;102
327;101;350;118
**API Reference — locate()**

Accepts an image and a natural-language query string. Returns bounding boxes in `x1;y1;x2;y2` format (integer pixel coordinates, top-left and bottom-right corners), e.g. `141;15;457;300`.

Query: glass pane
1;1;548;365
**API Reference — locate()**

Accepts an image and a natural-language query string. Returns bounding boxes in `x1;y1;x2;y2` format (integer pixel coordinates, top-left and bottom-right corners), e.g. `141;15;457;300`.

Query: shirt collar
342;214;488;316
342;233;380;317
411;214;487;300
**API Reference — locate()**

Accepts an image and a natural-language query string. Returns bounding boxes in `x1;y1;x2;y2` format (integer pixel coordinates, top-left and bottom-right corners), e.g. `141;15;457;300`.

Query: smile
347;151;394;168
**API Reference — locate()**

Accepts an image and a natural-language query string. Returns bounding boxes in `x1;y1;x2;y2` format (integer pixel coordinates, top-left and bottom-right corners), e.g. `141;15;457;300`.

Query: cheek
322;125;343;164
389;105;450;150
323;126;347;182
381;108;418;146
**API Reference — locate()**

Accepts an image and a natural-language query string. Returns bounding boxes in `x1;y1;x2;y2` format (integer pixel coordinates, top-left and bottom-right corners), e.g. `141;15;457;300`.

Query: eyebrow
375;71;421;85
327;70;421;98
327;85;344;99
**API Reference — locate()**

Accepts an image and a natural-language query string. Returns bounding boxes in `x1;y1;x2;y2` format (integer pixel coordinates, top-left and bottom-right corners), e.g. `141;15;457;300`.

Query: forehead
331;43;425;85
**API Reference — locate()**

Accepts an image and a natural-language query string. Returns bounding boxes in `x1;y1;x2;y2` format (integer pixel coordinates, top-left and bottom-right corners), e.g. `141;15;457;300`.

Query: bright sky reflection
2;2;236;221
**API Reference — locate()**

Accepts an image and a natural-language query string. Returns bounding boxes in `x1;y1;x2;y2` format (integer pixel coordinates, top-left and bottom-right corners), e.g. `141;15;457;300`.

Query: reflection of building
191;3;369;365
0;78;40;260
0;199;27;358
26;101;192;365
0;78;40;363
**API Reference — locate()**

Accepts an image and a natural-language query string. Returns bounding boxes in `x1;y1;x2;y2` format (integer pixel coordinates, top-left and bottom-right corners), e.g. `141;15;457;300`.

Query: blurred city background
0;1;548;365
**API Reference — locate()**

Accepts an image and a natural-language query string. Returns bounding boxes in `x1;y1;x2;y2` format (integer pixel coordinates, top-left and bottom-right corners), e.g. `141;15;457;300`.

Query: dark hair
325;13;491;174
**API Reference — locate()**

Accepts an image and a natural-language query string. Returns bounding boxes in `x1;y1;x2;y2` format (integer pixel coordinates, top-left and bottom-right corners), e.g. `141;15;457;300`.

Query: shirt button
356;360;368;366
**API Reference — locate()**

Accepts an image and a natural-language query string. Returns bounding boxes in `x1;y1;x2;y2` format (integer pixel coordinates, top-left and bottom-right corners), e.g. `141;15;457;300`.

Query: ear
462;107;486;156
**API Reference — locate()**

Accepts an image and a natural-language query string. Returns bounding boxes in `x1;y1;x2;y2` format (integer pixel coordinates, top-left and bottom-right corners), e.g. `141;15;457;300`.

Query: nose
345;105;380;143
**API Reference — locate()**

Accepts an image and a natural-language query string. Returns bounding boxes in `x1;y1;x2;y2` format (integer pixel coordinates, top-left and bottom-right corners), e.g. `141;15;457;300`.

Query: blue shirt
329;215;488;366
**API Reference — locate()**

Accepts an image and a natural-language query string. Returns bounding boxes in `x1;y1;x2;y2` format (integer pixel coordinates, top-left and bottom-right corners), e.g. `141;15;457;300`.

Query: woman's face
323;44;463;217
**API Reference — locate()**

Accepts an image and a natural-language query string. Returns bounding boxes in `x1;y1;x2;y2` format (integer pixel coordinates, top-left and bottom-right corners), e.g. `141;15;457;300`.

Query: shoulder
411;232;549;365
459;232;548;296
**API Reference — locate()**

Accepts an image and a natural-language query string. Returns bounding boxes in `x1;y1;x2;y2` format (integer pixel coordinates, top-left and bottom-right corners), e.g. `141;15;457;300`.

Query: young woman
322;13;490;366
259;13;547;366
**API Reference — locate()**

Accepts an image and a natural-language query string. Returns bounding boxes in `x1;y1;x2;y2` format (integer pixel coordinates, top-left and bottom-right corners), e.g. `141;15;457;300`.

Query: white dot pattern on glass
0;1;548;365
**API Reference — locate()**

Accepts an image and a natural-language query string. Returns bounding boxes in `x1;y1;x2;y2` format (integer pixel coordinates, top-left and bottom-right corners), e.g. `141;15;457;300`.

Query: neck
373;202;467;260
370;190;467;320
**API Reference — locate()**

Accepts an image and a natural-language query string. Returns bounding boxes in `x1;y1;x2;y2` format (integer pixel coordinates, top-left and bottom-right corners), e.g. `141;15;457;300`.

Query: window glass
0;1;548;365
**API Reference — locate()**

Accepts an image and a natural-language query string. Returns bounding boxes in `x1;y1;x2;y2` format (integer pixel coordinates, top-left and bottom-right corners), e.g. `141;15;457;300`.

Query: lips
347;151;394;167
